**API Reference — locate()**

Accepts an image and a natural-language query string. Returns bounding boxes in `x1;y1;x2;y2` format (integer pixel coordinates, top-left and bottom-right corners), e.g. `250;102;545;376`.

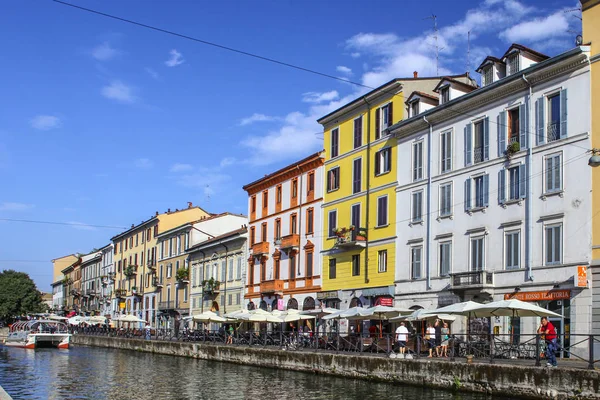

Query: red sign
376;298;393;306
576;266;588;288
504;290;570;302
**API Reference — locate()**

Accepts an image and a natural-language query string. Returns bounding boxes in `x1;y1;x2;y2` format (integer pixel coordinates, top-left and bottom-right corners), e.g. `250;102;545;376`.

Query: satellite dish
576;35;583;46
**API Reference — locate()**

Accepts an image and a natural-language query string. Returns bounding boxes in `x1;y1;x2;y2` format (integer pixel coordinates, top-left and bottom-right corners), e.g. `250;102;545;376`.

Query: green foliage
176;267;189;281
0;270;44;321
505;141;520;158
453;376;462;391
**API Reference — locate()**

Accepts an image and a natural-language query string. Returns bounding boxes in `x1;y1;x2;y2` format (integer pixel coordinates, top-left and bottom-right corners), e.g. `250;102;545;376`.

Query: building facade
62;257;82;312
51;280;64;313
80;250;102;315
188;227;248;316
390;44;592;347
99;244;116;318
318;75;476;311
243;152;324;312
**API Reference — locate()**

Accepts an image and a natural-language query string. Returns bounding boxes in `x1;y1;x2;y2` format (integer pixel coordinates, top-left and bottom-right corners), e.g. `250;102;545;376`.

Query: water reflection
0;346;507;399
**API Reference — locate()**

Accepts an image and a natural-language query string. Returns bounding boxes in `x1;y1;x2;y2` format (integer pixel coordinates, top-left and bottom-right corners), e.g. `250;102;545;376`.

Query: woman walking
440;322;450;357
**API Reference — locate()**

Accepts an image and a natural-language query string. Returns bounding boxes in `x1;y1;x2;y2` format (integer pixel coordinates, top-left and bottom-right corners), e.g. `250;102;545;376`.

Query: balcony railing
280;234;299;250
114;289;127;298
124;265;138;277
547;122;560;142
158;301;175;310
152;278;163;289
252;241;270;255
474;146;484;163
147;259;156;269
260;279;284;294
451;270;494;289
202;280;220;294
335;227;367;248
108;272;116;281
508;136;520;145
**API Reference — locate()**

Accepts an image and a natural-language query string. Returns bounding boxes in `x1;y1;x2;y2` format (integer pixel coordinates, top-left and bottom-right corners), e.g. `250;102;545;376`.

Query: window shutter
464;178;471;211
519;164;527;199
519;103;527;148
498;112;506;157
388;102;393;127
498;169;506;204
536;98;545;145
560;89;568;139
375;108;381;139
375;151;381;175
483;117;490;160
483;174;489;206
464;125;472;166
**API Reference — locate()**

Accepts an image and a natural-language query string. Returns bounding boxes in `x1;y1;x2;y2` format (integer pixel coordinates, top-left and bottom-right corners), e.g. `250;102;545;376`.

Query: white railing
547;122;560;142
474;146;484;163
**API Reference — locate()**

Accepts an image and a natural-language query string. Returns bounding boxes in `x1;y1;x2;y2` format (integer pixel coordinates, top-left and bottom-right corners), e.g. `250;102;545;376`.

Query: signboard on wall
277;299;284;311
504;289;570;302
119;301;125;310
576;265;588;288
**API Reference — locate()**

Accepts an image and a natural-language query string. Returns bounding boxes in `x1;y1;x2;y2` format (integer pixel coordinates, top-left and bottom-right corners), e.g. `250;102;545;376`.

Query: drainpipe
221;242;229;314
423;116;433;290
362;97;372;285
522;74;534;281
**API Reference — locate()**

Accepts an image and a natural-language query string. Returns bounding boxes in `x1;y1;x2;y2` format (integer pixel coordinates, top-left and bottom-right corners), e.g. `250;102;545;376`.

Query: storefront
316;290;340;309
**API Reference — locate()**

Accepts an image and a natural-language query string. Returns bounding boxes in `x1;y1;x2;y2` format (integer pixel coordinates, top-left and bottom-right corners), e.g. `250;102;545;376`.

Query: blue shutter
483;174;489;207
464;125;472;166
483;117;490;161
560;89;568;139
464;178;471;211
498;169;506;204
519;103;527;149
498;112;506;157
536;98;545;145
519;164;527;199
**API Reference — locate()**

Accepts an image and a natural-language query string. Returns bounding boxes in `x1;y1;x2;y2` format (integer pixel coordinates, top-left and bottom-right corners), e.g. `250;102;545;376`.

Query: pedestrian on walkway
434;319;442;357
440;322;450;357
538;317;557;367
426;323;436;357
395;322;409;358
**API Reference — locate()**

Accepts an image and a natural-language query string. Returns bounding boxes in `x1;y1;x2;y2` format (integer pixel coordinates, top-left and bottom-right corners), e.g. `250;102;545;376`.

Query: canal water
0;346;511;400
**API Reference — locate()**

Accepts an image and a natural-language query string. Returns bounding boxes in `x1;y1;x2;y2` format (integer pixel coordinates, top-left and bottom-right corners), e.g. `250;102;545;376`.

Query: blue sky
0;0;581;291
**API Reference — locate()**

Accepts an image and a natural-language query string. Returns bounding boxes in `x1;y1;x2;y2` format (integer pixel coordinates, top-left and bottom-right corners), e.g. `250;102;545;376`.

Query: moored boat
3;320;71;349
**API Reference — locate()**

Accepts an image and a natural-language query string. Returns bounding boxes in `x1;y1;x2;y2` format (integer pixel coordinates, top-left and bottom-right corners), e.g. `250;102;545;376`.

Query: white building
80;250;102;315
99;244;116;318
242;152;324;312
51;280;64;313
390;44;592;351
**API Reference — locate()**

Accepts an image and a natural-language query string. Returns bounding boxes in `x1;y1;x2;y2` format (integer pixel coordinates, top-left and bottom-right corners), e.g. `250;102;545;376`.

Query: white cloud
219;157;236;168
175;171;231;191
165;49;185;67
67;221;97;231
499;11;570;43
170;163;193;172
30;115;61;131
302;90;339;104
91;42;119;61
0;202;34;211
101;81;136;103
145;67;159;79
239;113;278;126
350;52;361;58
134;158;153;169
336;65;352;75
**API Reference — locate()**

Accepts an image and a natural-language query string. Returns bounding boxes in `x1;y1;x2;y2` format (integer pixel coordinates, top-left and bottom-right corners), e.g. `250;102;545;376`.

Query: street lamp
588;149;600;167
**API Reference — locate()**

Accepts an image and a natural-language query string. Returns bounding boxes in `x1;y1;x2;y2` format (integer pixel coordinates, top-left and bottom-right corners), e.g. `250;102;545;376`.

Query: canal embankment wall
72;335;600;400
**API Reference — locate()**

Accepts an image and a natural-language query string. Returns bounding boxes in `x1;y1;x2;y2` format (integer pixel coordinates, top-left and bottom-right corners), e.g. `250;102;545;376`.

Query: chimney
131;224;134;228
413;71;418;78
175;208;179;212
155;211;159;216
187;202;193;208
167;208;171;213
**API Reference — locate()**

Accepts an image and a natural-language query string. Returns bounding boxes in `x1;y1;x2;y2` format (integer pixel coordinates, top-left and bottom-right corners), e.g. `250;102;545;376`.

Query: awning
361;286;394;297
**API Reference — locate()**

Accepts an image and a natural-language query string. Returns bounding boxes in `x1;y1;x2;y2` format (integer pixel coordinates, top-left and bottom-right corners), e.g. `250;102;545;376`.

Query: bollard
589;334;595;370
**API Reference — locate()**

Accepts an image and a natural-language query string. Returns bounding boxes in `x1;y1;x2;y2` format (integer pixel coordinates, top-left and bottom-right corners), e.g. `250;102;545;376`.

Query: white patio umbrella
88;316;107;325
192;311;227;324
469;299;562;318
279;309;316;323
67;316;83;325
300;307;339;319
48;315;68;321
245;308;282;323
117;314;145;323
391;309;457;322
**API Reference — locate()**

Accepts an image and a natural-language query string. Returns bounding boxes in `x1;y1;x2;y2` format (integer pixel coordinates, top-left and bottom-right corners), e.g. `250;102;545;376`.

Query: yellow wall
52;254;77;282
583;1;600;261
158;207;209;234
321;93;403;291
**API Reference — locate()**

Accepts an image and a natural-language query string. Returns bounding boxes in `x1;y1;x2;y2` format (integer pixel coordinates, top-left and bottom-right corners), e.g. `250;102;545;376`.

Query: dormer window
410;101;419;117
440;86;450;104
507;53;520;75
482;66;493;87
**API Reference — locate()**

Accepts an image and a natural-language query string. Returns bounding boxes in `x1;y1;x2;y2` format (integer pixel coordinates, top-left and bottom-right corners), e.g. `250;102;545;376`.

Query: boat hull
3;333;70;349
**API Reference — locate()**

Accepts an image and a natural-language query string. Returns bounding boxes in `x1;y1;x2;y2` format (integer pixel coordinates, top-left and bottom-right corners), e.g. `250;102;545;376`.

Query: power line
0;218;126;230
0;260;50;263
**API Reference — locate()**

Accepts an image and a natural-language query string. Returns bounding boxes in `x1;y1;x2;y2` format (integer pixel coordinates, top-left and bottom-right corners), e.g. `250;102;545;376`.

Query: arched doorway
259;300;268;310
287;298;298;310
302;297;315;311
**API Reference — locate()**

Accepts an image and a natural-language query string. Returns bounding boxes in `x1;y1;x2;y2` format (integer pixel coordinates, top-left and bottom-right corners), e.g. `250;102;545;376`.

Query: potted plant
176;267;189;282
505;141;520;159
132;286;137;294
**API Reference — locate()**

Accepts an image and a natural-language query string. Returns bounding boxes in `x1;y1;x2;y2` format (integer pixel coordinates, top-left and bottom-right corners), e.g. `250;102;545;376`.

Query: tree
0;270;44;321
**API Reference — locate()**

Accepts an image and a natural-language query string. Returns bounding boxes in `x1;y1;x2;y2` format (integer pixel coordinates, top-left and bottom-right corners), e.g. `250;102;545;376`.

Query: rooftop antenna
424;14;443;75
467;30;471;74
205;185;211;207
564;7;582;21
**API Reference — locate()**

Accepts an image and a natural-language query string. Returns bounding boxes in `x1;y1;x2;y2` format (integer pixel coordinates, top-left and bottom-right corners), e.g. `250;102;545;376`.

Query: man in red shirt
538;317;558;367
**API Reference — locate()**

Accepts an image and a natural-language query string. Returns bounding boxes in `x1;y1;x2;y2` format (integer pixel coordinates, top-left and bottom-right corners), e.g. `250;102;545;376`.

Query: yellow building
110;202;210;324
51;254;78;283
317;74;475;311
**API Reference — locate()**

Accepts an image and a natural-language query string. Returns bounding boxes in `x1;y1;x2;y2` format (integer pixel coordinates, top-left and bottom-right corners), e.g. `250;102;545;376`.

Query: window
275;218;281;240
440;131;452;173
250;196;256;217
167;263;173;278
228;294;232;306
290;214;297;234
236;257;242;280
439;241;451;277
411;191;423;223
352;158;362;194
499;165;525;204
306;251;313;277
351;254;360;276
262;190;268;212
276;185;282;207
376;103;392;139
329;258;336;279
440;86;450;104
545;224;562;265
507;53;520;75
375;147;391;175
410;101;419;117
482;66;493;87
351;203;361;228
154;225;158;237
505;231;520;270
411;246;422;279
250;227;256;245
274;258;280;279
307;171;315;200
327;167;340;192
545;153;562;193
147;228;152;241
378;250;387;273
236;293;241;305
376;196;388;227
306;208;314;234
548;93;561;142
289;255;296;279
228;259;234;282
508;108;520;145
473;175;488;208
260;258;266;281
328;210;337;238
473;120;485;163
439;183;452;217
412;141;423;181
261;223;267;242
331;128;339;158
470;236;485;271
508;166;520;200
135;234;139;247
291;178;298;204
354;116;362;149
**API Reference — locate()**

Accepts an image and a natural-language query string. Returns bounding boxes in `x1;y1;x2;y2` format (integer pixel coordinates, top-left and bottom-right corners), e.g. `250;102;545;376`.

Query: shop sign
277;299;284;311
316;291;339;300
119;301;126;309
378;298;393;306
504;289;570;302
576;265;588;288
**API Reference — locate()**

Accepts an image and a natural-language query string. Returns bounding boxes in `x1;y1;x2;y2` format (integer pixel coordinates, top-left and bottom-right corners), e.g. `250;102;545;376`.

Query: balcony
147;258;156;270
547;122;560;142
158;301;175;310
474;146;484;163
69;289;81;297
280;234;299;250
202;279;220;294
252;241;270;255
124;265;138;277
108;272;116;281
335;227;367;249
114;288;127;298
260;279;284;294
152;278;163;289
450;270;494;290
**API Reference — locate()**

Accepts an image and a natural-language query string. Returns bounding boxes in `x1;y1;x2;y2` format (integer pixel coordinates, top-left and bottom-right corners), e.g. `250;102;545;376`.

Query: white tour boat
3;319;71;349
